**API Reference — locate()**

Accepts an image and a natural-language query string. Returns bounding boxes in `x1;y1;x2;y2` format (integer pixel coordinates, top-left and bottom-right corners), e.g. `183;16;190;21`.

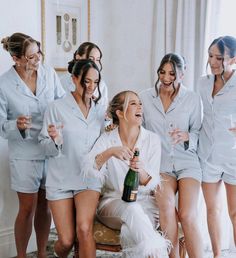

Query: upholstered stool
74;219;186;257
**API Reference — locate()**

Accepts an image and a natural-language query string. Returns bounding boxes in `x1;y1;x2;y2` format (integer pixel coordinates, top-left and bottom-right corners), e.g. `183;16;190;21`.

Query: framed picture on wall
41;0;90;71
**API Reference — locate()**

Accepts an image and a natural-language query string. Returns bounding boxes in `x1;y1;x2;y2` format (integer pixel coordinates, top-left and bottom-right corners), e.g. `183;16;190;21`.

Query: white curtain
151;0;220;90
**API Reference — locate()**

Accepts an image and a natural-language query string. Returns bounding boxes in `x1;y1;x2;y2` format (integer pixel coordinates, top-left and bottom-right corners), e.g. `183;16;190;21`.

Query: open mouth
135;113;142;118
162;82;173;87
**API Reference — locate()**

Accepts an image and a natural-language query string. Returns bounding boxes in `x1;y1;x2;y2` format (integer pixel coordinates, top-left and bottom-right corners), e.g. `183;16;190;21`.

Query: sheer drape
151;0;220;90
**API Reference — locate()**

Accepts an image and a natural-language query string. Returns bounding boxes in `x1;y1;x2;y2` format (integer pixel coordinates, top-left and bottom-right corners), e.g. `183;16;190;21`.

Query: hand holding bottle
122;148;140;202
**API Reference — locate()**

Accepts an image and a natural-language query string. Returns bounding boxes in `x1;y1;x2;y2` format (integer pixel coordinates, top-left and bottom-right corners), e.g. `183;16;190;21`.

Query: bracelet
95;153;104;170
143;174;152;186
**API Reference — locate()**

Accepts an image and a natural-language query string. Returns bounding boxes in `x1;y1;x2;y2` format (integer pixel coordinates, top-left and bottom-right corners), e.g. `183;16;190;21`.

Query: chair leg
179;237;186;258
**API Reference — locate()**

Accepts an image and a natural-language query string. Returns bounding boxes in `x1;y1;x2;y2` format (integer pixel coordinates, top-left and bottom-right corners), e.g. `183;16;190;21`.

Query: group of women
0;32;236;258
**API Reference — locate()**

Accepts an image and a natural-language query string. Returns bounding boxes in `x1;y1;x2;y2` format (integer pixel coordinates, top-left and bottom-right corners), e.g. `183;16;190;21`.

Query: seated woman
84;90;171;258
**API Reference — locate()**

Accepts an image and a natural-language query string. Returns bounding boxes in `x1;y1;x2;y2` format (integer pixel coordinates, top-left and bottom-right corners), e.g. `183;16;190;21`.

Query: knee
206;205;222;218
18;205;35;220
58;236;74;252
77;220;93;241
178;210;197;226
157;197;175;215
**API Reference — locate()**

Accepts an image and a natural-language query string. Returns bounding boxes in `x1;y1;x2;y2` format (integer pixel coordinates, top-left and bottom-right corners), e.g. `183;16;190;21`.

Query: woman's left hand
229;127;236;135
130;159;145;172
170;128;189;144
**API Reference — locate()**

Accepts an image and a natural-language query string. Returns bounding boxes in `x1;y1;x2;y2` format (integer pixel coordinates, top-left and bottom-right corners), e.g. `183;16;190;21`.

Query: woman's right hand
47;124;58;141
16;115;29;131
110;146;133;161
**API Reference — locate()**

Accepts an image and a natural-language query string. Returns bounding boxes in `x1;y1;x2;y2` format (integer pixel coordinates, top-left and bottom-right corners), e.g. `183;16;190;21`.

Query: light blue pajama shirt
0;64;65;192
39;93;106;194
198;74;236;183
139;85;202;181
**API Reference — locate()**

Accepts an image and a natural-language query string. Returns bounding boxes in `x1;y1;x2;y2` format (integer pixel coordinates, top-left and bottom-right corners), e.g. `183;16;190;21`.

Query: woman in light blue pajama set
0;33;65;258
139;53;203;258
39;59;106;258
198;36;236;257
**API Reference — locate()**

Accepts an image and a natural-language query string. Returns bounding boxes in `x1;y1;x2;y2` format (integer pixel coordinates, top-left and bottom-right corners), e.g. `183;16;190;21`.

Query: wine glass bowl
23;106;33;140
54;121;64;157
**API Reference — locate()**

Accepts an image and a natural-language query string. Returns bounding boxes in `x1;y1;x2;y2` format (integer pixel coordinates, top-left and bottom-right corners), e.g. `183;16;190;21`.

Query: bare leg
15;192;38;258
74;190;100;258
34;189;51;258
178;178;203;258
155;173;179;258
49;198;75;258
202;181;223;258
225;182;236;246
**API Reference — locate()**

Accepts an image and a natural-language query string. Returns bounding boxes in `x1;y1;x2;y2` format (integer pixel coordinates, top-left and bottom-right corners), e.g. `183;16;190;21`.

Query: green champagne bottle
122;149;139;202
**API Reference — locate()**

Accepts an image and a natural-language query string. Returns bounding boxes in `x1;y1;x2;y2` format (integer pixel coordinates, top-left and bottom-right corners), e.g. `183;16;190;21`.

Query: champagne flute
168;122;177;157
54;121;64;157
229;114;236;149
23;106;33;140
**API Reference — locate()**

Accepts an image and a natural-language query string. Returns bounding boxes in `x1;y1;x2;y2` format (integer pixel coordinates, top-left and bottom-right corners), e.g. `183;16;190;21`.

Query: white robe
83;127;171;258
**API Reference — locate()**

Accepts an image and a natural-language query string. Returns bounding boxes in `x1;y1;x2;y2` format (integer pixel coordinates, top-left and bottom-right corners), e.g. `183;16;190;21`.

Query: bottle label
122;187;138;202
130;190;138;201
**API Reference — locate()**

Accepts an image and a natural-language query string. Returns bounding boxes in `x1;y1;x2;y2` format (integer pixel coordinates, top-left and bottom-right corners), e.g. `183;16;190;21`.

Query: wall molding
0;227;36;258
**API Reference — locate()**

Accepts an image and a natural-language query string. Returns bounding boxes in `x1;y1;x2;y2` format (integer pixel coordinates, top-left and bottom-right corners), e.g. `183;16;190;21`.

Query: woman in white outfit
198;36;236;258
0;33;65;258
39;59;106;258
60;42;108;107
139;53;203;258
84;90;170;258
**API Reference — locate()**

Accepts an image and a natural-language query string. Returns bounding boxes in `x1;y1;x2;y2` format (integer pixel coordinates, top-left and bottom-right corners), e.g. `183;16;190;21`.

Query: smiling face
14;42;41;71
158;62;183;91
73;67;99;100
208;44;235;75
118;93;143;126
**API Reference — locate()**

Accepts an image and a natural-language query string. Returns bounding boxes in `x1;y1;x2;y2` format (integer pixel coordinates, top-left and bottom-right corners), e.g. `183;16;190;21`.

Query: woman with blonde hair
84;90;170;258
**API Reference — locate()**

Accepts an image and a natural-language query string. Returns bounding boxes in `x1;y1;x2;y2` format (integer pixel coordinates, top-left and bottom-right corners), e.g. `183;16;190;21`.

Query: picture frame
41;0;90;71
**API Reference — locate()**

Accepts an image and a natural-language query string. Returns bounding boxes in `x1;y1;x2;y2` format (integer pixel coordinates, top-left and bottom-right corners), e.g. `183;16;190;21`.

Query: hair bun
1;37;10;51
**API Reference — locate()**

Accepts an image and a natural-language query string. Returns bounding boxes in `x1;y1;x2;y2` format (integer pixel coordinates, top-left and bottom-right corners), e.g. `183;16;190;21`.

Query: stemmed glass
23;106;33;140
229;114;236;149
168;122;177;157
54;121;64;157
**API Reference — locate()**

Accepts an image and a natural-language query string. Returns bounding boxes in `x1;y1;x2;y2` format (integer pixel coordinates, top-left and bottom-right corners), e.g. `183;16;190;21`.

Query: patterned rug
18;228;236;258
26;228;122;258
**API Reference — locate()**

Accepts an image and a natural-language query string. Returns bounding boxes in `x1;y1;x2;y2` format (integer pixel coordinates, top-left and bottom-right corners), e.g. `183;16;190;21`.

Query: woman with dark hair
60;42;108;106
139;53;203;258
39;59;106;258
198;36;236;258
83;90;170;258
0;32;65;258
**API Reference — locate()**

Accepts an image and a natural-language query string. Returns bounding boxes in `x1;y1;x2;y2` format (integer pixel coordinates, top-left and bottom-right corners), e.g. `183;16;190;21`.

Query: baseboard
0;227;37;258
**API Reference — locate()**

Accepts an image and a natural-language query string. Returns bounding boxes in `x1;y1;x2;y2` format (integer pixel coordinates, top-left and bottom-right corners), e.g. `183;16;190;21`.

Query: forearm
138;169;152;186
95;148;113;170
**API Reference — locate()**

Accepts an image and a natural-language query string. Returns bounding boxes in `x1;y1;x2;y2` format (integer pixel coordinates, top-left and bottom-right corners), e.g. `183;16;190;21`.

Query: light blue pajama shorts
9;159;46;193
201;160;236;185
46;187;101;201
162;167;202;183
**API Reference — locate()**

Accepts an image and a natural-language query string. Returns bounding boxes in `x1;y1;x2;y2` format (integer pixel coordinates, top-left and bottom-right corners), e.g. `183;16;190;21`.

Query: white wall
90;0;155;99
0;1;41;257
